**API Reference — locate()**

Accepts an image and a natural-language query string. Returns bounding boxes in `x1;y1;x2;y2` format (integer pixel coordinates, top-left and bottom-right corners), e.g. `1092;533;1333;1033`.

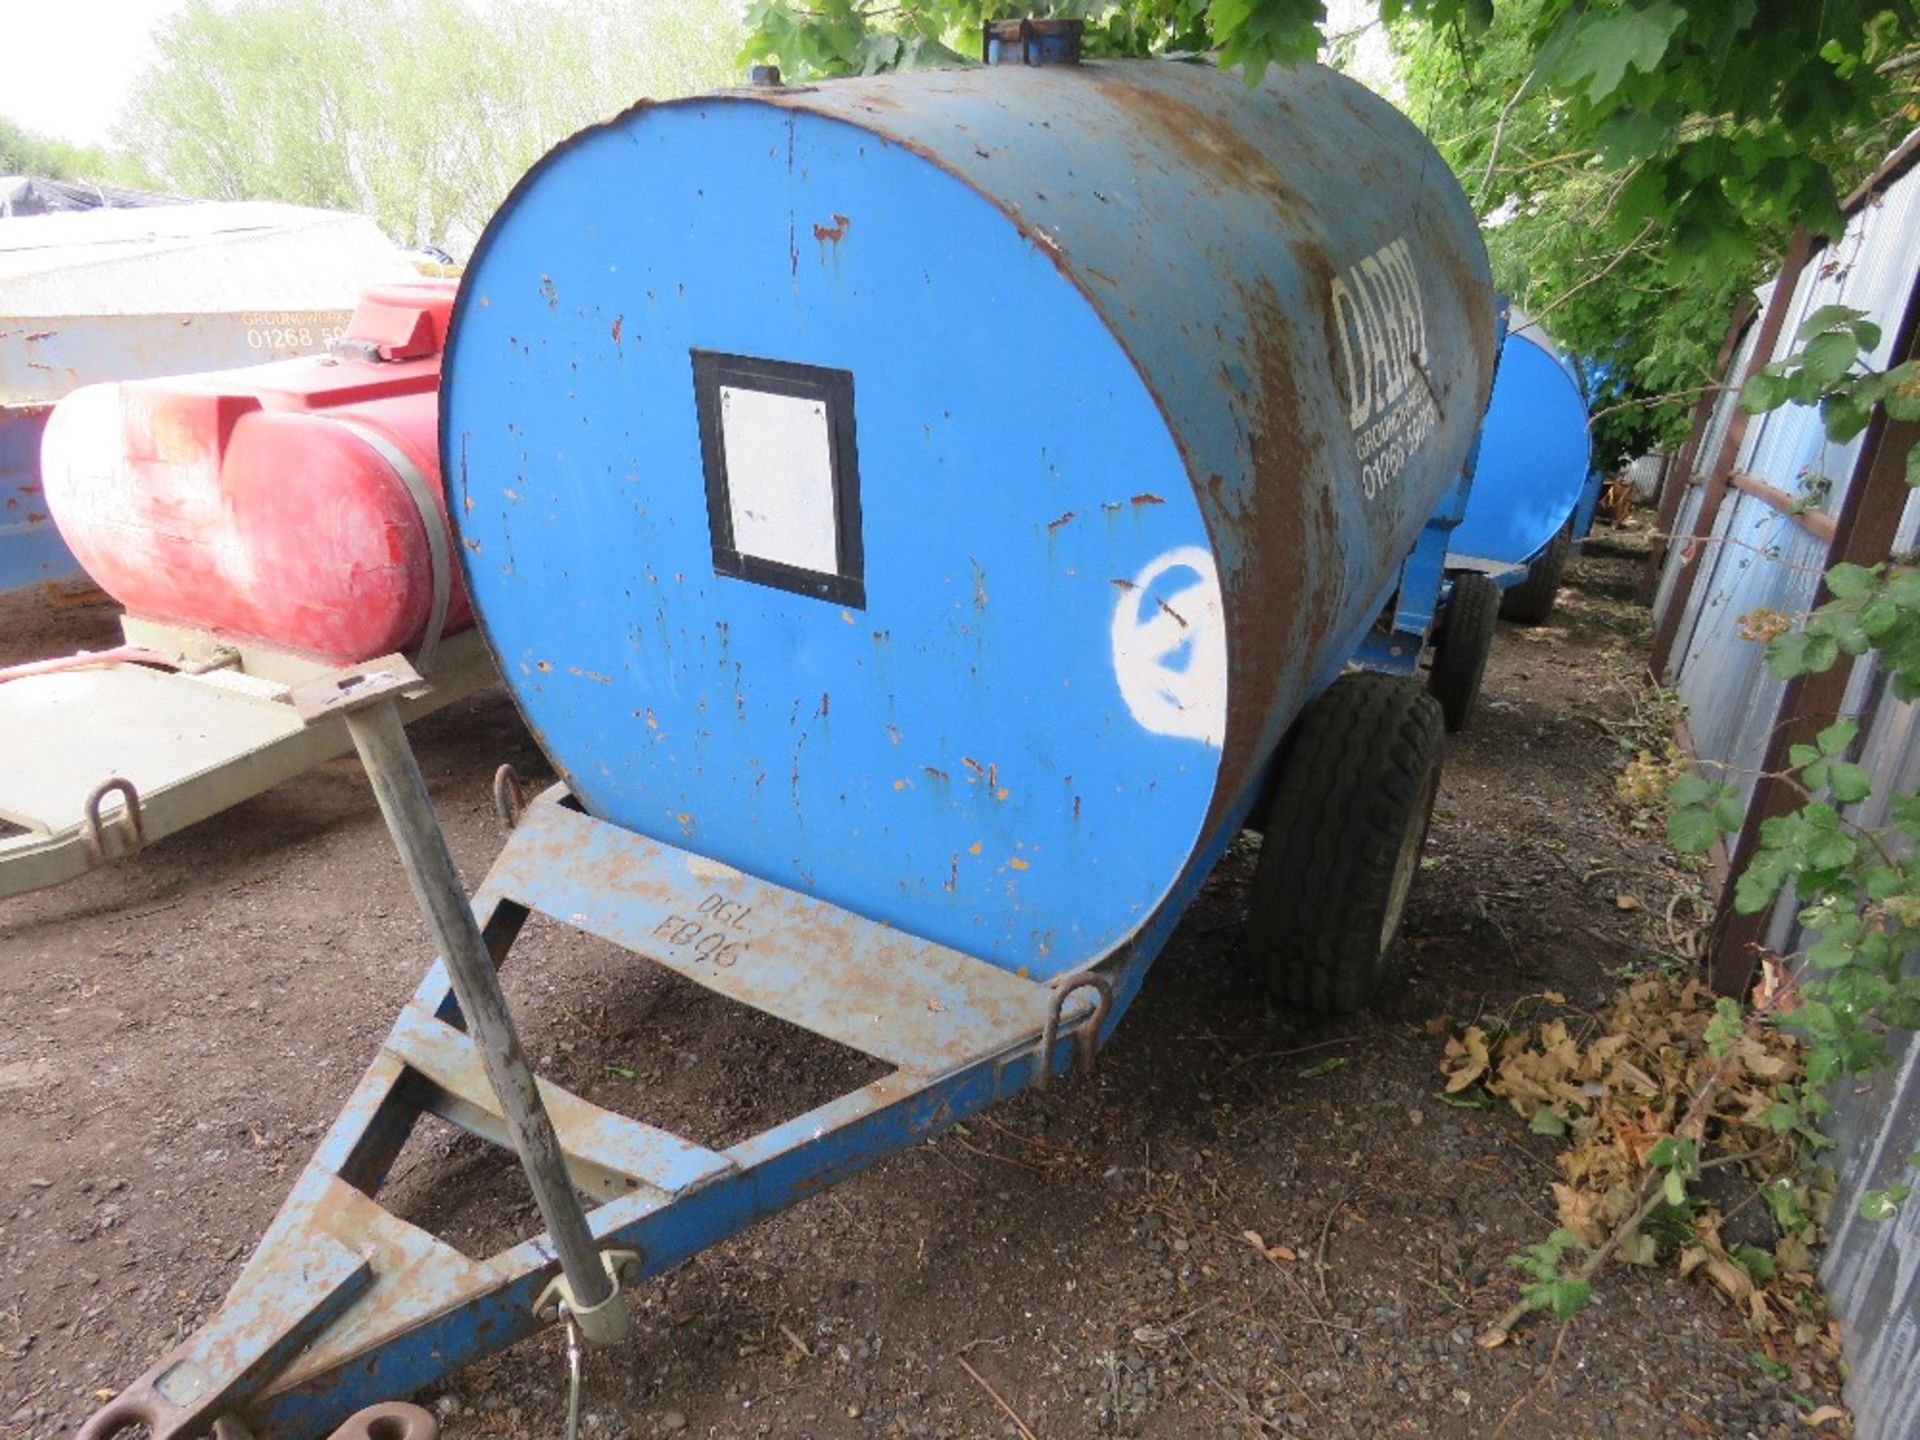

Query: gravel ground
0;524;1845;1438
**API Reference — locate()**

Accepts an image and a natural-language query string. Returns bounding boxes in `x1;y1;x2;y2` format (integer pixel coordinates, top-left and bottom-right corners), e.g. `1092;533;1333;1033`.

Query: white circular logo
1110;545;1227;748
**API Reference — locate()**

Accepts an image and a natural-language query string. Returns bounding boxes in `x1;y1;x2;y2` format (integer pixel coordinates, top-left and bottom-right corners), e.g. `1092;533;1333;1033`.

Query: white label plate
719;385;838;574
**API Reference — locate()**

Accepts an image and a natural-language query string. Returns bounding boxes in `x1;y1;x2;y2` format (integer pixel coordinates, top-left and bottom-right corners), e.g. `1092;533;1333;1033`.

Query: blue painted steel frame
1571;468;1605;545
1349;304;1508;677
88;389;1490;1440
101;785;1149;1439
88;745;1278;1439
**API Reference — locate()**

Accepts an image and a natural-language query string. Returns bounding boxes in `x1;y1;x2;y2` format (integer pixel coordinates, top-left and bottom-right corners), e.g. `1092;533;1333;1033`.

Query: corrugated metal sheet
1655;142;1920;1440
1672;492;1828;804
1652;478;1707;622
1625;453;1664;501
1790;664;1920;1440
1823;1023;1920;1440
1695;314;1764;480
1662;154;1920;768
1651;317;1761;629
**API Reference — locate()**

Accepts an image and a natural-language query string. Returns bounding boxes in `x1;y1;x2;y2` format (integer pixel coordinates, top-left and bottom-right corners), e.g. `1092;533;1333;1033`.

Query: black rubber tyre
1499;522;1572;624
1427;571;1501;732
1246;672;1445;1014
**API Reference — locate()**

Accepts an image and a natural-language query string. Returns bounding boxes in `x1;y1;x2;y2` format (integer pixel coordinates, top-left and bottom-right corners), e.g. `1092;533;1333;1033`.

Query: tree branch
1587;383;1730;423
1475;67;1537;210
1531;219;1659;327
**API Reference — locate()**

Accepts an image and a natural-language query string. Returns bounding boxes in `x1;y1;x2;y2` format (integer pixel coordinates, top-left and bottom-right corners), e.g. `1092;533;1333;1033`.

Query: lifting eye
691;349;865;608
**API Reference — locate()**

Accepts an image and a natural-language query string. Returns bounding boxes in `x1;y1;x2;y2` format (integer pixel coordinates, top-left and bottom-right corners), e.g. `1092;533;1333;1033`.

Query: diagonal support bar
287;657;625;1344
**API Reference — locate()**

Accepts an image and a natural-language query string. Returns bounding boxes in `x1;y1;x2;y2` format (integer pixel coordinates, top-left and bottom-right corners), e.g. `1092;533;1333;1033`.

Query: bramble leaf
1741;371;1790;413
1669;803;1721;853
1860;1186;1909;1221
1547;1276;1591;1317
1823;567;1876;603
1800;330;1862;386
1826;762;1872;804
1663;1167;1688;1205
1798;305;1867;342
1669;772;1713;808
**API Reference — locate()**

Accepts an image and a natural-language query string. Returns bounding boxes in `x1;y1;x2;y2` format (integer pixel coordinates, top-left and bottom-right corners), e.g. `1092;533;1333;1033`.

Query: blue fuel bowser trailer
1444;311;1595;624
80;35;1497;1440
1356;307;1598;736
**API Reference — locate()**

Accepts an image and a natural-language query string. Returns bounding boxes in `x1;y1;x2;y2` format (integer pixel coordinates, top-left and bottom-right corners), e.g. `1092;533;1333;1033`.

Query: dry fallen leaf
1443;1026;1490;1092
1241;1229;1298;1263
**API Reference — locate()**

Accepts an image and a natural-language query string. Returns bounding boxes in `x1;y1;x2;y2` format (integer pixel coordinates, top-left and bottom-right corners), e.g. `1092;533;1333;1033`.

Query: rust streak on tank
1097;73;1310;222
1200;271;1331;834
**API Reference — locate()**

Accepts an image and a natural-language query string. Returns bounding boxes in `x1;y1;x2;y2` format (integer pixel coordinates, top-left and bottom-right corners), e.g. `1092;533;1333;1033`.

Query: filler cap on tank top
981;17;1083;65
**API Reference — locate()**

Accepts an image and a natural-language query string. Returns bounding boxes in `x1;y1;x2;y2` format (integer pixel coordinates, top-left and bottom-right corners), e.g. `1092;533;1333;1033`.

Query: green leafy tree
118;0;744;251
0;114;147;187
1397;2;1916;465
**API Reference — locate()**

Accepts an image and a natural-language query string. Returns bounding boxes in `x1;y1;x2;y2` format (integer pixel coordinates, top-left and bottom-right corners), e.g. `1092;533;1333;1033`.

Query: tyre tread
1427;571;1501;732
1500;524;1572;624
1247;673;1444;1013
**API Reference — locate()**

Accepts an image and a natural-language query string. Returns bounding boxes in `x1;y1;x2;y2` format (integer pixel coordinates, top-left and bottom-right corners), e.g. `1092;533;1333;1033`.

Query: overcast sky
9;0;191;144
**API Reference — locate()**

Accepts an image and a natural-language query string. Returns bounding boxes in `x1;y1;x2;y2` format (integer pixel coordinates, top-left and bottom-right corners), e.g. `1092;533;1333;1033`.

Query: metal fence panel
1653;480;1708;625
1656;139;1920;1440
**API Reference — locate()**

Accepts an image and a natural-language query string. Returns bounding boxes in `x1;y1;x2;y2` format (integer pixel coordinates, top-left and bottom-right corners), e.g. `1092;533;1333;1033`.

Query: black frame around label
691;349;866;608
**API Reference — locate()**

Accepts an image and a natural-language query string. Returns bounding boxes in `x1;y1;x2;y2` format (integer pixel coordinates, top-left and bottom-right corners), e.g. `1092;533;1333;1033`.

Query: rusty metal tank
441;55;1496;979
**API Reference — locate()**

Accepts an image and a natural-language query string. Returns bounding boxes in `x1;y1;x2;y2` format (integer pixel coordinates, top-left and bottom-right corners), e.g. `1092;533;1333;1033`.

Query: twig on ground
951;1135;1049;1178
1179;1337;1288;1436
1224;1035;1367;1072
1491;1320;1571;1438
979;1113;1085;1161
1314;1189;1349;1303
1475;894;1518;956
1482;1002;1767;1342
958;1355;1041;1440
1271;1261;1349;1381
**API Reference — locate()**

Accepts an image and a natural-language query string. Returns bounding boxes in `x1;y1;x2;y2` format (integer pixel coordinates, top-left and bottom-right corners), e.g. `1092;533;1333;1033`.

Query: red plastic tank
40;279;472;665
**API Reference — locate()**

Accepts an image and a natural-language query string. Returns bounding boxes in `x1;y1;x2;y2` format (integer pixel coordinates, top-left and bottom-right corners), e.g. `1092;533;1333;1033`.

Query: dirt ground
0;526;1846;1440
